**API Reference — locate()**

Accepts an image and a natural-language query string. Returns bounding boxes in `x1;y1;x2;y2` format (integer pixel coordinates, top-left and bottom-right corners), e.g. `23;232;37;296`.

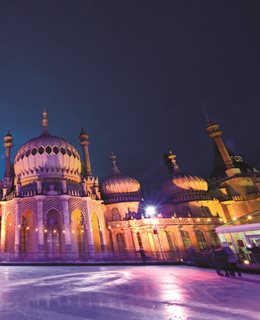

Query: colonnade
0;197;107;260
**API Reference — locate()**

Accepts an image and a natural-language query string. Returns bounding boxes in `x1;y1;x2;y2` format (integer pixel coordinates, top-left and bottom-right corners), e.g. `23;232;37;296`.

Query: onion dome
101;153;142;204
162;151;210;203
14;111;81;185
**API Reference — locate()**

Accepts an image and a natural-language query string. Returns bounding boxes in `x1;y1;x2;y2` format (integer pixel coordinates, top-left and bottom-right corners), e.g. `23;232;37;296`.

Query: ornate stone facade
0;113;258;261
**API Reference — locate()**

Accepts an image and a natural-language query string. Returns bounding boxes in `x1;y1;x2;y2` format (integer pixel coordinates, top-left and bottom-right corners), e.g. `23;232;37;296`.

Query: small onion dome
14;111;81;185
101;153;142;204
162;151;209;203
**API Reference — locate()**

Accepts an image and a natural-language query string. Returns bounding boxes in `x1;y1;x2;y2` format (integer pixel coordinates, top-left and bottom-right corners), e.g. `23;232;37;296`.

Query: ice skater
210;245;230;277
223;244;242;277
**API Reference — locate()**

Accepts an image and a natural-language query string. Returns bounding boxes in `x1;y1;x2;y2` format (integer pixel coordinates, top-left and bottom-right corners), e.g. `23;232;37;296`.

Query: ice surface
0;265;259;320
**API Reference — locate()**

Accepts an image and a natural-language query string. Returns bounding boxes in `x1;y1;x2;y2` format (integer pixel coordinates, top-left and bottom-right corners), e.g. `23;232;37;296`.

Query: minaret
79;128;92;176
4;130;13;179
42;109;49;134
206;120;234;170
110;153;121;175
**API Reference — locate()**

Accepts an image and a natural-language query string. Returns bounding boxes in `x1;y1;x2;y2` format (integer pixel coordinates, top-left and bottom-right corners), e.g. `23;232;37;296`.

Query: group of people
188;244;242;277
210;245;242;277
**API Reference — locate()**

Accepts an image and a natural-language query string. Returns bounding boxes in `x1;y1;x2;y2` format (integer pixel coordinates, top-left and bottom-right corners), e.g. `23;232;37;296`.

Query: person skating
223;244;242;277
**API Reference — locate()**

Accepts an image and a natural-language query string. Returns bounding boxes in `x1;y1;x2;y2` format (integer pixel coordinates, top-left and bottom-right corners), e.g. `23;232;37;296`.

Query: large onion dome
101;153;142;204
162;151;210;203
14;111;81;185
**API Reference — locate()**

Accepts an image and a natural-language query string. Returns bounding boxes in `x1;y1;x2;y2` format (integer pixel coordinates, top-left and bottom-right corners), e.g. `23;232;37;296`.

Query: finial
165;150;181;175
42;109;48;134
5;130;12;138
110;152;121;175
80;128;86;135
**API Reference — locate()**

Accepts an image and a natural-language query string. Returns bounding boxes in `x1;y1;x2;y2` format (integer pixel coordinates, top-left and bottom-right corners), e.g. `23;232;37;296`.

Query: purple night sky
0;1;259;198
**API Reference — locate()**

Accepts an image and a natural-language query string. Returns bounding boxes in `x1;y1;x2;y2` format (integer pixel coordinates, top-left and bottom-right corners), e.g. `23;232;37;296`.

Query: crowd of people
187;242;260;276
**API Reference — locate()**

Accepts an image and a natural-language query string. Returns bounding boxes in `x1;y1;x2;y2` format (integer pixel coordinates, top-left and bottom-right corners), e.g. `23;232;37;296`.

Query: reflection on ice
0;266;259;320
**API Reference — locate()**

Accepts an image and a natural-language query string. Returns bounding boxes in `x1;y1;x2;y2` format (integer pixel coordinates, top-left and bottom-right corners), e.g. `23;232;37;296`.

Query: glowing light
197;218;200;222
35;228;38;232
233;217;237;221
44;229;47;233
207;218;211;222
53;230;57;233
81;230;84;233
219;218;223;222
72;230;75;233
9;223;12;226
26;226;30;230
179;217;182;220
62;230;65;233
243;259;250;265
188;218;191;221
248;216;252;220
18;225;21;228
145;206;156;217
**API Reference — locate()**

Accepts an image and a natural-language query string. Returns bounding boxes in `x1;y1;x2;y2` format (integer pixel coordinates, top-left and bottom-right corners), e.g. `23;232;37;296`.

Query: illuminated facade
206;120;260;256
0;113;258;261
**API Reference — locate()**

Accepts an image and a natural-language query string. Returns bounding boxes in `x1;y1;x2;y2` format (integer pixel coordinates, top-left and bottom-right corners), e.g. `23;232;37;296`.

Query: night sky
0;1;259;198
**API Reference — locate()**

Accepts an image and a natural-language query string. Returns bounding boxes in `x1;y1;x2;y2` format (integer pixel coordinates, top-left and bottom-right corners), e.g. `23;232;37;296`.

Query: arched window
196;230;208;250
137;232;143;250
210;230;219;247
180;230;191;249
166;231;175;251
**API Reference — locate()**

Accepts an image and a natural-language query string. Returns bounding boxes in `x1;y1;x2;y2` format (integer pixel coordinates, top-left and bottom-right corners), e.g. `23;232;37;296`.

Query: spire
166;150;181;176
42;109;48;134
79;128;92;176
110;153;121;175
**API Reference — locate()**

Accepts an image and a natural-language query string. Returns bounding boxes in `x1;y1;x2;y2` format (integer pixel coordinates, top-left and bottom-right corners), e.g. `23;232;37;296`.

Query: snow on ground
0;265;259;320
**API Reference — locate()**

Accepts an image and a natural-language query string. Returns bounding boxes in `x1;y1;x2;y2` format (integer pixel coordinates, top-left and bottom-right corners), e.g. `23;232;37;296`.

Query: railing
0;250;185;263
108;217;222;228
0;250;259;268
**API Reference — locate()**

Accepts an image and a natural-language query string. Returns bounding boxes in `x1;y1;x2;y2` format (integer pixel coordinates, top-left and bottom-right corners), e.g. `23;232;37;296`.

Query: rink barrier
0;251;259;266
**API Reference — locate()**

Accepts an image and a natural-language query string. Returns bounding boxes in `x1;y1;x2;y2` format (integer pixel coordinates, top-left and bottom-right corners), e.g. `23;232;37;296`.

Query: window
196;230;208;250
116;233;126;253
180;230;191;249
137;232;143;249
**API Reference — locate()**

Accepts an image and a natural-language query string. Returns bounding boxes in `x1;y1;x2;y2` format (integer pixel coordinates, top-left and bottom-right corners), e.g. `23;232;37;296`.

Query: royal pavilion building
0;112;259;262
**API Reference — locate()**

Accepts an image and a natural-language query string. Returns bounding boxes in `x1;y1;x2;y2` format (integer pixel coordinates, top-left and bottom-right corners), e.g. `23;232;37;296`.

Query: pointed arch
44;209;65;258
91;212;102;252
71;209;87;258
5;212;15;253
20;210;37;256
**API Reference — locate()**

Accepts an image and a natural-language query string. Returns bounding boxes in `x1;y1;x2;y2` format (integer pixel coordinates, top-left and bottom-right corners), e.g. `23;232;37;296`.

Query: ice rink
0;265;259;320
